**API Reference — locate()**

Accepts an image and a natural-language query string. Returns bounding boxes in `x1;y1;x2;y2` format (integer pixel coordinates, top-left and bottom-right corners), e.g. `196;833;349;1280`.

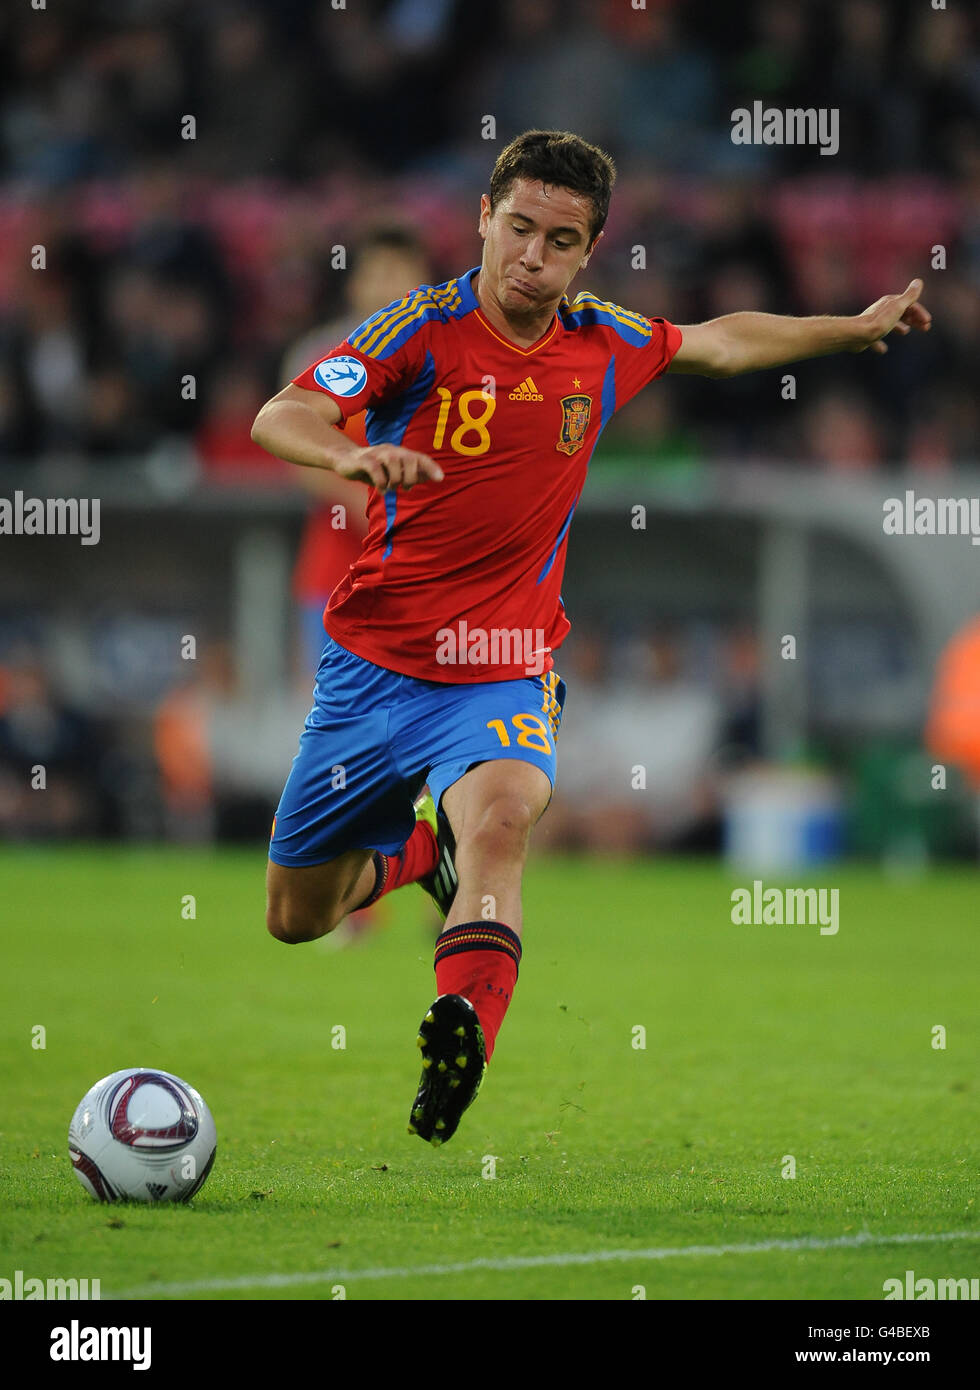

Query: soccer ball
68;1068;217;1203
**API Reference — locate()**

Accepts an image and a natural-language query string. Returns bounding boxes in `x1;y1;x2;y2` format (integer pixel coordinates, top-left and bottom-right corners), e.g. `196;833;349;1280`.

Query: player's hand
336;444;445;492
852;279;932;355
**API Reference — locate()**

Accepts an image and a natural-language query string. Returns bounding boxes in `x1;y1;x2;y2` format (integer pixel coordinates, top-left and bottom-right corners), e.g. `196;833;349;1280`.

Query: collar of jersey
461;266;563;356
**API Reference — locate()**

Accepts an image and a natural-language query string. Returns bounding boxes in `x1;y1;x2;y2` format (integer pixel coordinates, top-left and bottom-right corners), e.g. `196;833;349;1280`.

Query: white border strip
109;1229;978;1298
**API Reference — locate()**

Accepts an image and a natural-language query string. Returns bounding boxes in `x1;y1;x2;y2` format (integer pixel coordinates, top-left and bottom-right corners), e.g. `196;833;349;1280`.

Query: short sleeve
610;317;682;412
286;333;417;419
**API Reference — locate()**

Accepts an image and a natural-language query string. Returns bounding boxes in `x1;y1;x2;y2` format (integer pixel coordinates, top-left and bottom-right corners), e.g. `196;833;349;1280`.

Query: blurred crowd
0;0;977;471
3;0;976;181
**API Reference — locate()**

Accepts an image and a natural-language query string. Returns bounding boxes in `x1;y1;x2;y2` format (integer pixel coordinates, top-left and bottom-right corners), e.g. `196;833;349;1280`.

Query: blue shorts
269;636;566;866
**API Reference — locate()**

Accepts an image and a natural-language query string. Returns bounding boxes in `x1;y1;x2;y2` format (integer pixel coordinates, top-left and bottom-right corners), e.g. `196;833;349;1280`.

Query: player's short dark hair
489;130;617;247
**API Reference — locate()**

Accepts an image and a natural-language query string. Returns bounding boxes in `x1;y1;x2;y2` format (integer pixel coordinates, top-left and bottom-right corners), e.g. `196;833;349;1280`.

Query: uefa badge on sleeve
313;356;368;397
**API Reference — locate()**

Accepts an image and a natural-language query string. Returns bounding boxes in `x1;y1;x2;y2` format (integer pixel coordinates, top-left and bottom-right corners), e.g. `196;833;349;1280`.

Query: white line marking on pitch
109;1229;978;1299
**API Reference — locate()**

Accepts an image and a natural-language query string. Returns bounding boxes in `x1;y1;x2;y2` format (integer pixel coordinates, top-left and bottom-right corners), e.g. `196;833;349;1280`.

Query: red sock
433;922;522;1062
358;821;438;907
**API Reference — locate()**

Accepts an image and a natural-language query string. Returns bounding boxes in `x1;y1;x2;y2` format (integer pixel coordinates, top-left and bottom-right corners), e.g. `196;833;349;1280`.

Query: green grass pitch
1;846;976;1301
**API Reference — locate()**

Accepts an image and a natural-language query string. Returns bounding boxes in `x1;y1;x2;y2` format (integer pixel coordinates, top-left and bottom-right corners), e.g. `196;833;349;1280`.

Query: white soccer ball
68;1068;217;1203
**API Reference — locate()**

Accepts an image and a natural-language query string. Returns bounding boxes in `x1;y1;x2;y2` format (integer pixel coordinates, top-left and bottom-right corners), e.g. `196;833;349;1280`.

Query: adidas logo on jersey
508;377;544;401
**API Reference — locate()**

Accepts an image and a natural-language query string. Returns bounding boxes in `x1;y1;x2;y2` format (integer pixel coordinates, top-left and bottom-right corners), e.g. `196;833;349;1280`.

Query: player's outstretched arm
667;279;932;378
251;383;443;492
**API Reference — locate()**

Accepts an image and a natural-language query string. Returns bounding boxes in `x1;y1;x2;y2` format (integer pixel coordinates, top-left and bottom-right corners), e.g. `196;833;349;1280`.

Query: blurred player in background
252;129;931;1148
926;616;980;852
281;227;431;674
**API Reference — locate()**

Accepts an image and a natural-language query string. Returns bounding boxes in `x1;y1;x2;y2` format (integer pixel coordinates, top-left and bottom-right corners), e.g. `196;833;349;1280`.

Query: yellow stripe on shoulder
351;292;427;357
570;293;653;337
352;281;463;358
370;284;462;356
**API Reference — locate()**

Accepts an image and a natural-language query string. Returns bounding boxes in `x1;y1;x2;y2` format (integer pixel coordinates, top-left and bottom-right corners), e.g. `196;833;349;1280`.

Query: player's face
478;179;599;317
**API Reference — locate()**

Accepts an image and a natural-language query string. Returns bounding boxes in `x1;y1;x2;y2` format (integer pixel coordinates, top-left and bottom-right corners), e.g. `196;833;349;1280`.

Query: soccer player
251;129;931;1146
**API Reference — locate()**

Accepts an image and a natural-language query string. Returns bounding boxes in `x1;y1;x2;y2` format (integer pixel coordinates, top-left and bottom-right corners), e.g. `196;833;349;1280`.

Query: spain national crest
556;394;592;455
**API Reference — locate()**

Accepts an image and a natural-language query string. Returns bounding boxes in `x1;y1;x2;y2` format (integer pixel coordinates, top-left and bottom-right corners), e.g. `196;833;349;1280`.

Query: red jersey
291;266;681;682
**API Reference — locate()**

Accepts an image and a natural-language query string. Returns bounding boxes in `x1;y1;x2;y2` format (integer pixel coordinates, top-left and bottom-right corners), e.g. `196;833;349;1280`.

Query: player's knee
265;902;310;944
464;795;535;864
265;897;341;944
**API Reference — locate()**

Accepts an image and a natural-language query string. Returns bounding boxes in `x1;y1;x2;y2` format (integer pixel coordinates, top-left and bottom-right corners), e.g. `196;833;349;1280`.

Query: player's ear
478;193;492;239
581;229;603;270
